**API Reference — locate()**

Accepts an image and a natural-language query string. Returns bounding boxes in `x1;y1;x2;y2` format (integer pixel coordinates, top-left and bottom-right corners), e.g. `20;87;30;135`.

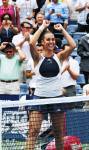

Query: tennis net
0;95;89;150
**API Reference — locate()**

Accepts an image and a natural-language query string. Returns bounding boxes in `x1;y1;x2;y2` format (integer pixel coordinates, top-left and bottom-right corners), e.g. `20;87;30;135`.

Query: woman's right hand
42;19;50;28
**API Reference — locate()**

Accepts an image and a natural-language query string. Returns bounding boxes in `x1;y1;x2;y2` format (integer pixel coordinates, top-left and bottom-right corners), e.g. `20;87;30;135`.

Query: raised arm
54;24;76;61
16;46;26;61
75;2;88;12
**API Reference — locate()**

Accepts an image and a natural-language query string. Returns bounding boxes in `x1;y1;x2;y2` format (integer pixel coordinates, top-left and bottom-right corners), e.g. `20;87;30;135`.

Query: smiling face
21;22;31;34
36;13;44;25
5;48;15;58
42;32;56;51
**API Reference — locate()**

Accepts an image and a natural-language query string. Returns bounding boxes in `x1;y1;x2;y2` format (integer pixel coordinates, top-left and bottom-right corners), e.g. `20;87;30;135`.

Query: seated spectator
0;13;18;43
0;0;20;30
0;42;26;94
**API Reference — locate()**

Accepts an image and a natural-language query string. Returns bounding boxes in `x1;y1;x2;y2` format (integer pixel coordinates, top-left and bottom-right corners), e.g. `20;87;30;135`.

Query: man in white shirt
12;20;33;61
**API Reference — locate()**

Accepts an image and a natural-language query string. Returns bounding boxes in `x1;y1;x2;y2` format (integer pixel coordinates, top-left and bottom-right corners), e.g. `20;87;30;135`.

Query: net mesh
0;95;89;150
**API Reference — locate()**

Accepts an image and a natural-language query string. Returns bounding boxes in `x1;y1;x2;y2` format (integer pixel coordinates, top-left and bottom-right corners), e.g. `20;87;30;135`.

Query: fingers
43;19;50;27
54;24;63;30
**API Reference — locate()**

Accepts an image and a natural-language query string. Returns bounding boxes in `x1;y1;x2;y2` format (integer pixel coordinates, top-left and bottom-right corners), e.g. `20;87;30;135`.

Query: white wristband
39;25;45;32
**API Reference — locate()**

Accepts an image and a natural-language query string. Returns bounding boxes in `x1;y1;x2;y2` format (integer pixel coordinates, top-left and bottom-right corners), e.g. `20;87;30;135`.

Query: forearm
68;68;79;80
16;47;26;60
30;25;45;45
75;5;85;12
11;26;19;34
16;39;25;47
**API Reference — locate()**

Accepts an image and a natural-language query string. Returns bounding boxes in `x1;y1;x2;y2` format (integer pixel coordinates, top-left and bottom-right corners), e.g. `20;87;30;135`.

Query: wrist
39;25;45;32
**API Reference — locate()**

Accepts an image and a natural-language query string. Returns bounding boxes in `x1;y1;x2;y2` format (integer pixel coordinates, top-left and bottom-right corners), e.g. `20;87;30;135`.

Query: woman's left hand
54;24;63;31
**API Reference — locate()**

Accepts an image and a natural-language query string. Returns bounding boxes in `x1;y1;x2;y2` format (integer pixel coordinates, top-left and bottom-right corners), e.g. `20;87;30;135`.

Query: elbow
73;74;80;80
71;42;76;50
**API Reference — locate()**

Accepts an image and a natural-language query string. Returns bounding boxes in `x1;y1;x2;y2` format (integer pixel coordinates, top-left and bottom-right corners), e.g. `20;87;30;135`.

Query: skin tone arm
54;24;76;61
16;46;26;61
75;2;89;12
26;70;35;78
61;60;79;80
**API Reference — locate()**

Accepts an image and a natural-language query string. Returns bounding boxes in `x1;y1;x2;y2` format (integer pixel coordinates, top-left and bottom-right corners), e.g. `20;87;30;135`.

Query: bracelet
39;25;45;32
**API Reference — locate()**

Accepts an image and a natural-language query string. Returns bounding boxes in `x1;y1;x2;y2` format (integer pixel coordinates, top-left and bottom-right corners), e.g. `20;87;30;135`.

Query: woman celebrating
27;20;76;150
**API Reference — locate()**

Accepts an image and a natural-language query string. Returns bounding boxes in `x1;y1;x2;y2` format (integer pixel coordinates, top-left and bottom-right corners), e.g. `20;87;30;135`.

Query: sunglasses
6;50;13;53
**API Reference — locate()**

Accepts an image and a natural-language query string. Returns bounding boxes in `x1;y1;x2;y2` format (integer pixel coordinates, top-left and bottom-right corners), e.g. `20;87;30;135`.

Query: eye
46;38;55;41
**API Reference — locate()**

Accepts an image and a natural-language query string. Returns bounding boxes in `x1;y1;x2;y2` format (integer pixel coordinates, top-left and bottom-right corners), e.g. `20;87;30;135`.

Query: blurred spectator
63;0;74;21
83;84;89;108
61;45;80;97
12;20;34;84
0;13;18;43
45;0;69;32
36;0;46;15
12;20;33;61
16;0;38;23
0;0;12;6
77;33;89;84
0;0;20;30
40;0;51;13
75;0;89;32
32;12;45;33
0;42;26;94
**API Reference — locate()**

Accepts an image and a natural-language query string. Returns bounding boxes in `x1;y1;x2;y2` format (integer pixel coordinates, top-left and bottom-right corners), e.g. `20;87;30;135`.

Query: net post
0;105;2;150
